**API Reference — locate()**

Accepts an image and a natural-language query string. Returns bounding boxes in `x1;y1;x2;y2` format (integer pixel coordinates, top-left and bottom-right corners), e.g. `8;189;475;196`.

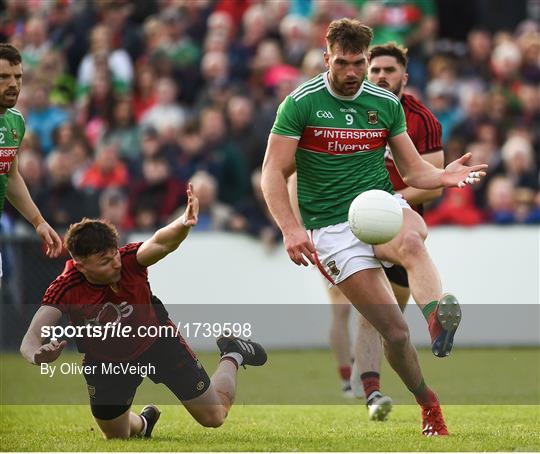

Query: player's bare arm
136;183;199;267
396;150;444;205
261;133;315;267
389;132;487;189
20;305;66;364
6;155;62;257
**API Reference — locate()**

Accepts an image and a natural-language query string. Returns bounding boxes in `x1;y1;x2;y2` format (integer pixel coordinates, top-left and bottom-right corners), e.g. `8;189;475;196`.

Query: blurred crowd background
1;0;539;247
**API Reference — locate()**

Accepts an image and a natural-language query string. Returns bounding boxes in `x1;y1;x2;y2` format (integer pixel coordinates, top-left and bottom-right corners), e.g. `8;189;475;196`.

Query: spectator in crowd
199;107;249;205
71;137;94;188
140;77;187;141
100;95;140;162
424;186;484;226
128;154;186;228
279;15;311;67
159;7;201;72
226;95;267;173
426;79;462;145
228;169;281;248
77;65;116;146
132;65;158;121
499;135;538;192
97;0;143;63
17;150;45;200
460;28;493;84
176;170;232;232
78;143;129;192
98;188;130;239
38;151;98;230
485;175;516;224
26;83;69;155
195;51;233;110
77;24;133;90
22;16;50;71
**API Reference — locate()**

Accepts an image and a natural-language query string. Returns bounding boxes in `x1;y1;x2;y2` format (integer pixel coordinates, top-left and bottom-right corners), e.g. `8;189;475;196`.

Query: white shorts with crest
309;194;410;286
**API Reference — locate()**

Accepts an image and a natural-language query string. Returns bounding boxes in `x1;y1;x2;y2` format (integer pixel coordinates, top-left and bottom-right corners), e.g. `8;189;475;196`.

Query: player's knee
197;408;226;428
383;325;410;349
398;230;426;261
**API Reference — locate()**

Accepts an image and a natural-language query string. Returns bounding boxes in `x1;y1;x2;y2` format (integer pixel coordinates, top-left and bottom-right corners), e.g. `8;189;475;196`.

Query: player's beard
377;80;403;97
334;76;362;96
0;91;19;109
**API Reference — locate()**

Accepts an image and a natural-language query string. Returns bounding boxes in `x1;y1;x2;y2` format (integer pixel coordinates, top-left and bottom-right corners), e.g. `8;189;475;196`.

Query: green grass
1;404;539;451
1;348;539;451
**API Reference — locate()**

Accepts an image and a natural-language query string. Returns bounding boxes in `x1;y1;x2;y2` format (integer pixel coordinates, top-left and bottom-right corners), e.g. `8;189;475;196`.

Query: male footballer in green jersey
0;43;61;270
261;18;487;436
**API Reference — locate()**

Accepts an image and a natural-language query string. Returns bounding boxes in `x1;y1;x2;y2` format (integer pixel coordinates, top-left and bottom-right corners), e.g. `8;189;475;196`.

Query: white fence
132;226;539;349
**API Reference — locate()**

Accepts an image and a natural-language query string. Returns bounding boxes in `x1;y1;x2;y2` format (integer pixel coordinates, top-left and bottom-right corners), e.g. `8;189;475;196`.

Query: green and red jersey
0;107;25;217
271;72;407;229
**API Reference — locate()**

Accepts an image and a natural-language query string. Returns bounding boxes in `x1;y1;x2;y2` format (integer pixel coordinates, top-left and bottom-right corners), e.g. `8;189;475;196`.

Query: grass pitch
1;348;539;451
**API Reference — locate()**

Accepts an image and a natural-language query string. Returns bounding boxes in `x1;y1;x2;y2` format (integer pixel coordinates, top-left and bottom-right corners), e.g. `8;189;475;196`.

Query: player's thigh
94;407;132;439
146;334;211;402
83;357;142;424
374;208;427;263
338;267;406;337
311;221;382;286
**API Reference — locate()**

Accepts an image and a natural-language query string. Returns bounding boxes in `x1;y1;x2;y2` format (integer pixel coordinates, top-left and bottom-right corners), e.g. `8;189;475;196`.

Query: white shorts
309;194;410;286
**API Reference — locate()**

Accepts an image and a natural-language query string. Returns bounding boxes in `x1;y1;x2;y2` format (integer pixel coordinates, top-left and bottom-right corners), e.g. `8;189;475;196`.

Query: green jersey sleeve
389;101;407;138
271;95;306;139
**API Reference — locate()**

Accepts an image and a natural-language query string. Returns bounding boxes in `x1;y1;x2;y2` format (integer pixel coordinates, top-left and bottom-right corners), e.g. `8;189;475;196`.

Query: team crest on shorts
196;381;205;391
87;385;96;397
367;110;379;125
327;260;340;276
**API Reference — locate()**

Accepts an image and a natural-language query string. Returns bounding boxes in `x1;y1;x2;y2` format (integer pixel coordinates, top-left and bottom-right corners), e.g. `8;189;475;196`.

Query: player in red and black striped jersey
20;184;267;440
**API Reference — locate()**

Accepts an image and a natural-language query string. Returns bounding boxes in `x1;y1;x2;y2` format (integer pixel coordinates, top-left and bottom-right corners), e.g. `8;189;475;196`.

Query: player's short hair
0;43;22;65
369;42;409;68
65;218;119;259
326;18;373;54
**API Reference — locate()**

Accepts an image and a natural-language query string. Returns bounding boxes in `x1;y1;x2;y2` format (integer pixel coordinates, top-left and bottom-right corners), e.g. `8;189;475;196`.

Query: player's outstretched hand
442;152;488;188
181;183;199;227
35;222;63;258
33;339;67;364
283;226;316;266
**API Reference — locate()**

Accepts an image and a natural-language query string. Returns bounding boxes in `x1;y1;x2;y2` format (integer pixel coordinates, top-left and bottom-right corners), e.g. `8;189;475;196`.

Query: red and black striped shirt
385;93;443;192
42;242;161;361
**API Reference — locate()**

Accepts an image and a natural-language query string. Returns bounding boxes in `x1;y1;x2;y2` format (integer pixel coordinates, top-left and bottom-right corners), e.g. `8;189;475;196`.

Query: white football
348;190;403;245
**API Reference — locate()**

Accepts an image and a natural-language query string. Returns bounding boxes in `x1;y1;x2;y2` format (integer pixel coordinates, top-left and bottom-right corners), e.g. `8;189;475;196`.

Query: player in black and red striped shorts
20;184;267;439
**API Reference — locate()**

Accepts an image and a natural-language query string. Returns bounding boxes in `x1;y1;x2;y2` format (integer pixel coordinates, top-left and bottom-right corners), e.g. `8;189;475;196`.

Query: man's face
0;59;22;112
324;45;367;96
368;55;408;97
75;249;122;285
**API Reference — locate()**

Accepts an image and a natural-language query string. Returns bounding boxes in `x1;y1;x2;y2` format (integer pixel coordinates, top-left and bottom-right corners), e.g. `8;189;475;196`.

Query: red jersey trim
299;127;389;155
309;230;336;286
